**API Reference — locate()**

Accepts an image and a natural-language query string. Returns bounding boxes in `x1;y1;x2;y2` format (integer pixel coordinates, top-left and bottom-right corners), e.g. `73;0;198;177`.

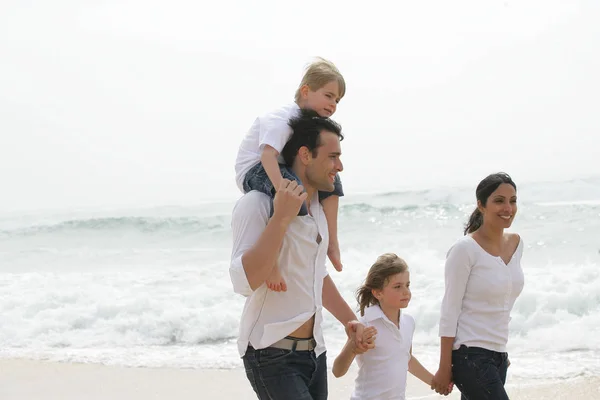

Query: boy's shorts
242;162;344;216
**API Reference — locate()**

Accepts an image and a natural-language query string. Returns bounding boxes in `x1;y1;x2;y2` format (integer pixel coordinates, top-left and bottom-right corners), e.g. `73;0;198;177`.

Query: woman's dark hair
356;253;408;316
281;108;343;167
464;172;517;235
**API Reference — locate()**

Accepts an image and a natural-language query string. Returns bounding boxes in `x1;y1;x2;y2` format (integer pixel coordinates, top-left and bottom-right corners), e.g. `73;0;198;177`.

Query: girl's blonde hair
294;57;346;103
356;253;409;316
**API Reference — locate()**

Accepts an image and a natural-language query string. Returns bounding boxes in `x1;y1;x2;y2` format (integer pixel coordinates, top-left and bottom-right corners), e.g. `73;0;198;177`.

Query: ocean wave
0;216;229;237
341;202;457;215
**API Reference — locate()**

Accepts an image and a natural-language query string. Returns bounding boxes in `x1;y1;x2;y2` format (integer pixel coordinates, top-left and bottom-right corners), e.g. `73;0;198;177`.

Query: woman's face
480;183;518;229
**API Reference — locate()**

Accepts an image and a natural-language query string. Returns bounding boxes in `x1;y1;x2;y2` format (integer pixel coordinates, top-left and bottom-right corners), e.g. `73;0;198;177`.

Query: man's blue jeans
452;345;510;400
242;345;327;400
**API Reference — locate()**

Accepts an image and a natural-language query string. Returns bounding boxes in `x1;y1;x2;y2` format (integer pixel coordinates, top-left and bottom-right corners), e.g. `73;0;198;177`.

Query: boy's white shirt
235;103;301;192
351;305;415;400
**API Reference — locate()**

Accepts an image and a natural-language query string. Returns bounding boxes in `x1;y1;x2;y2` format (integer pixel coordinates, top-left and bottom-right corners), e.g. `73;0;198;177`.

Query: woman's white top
439;235;524;352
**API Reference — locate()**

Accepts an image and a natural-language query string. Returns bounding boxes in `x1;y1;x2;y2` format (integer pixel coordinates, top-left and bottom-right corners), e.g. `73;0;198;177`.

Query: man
230;109;370;399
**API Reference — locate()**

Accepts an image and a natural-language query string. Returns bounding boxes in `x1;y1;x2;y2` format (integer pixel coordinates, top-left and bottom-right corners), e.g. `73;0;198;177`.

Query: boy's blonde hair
294;57;346;103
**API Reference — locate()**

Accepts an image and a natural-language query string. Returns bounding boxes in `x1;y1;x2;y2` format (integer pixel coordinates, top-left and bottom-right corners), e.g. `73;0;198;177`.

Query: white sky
1;0;599;212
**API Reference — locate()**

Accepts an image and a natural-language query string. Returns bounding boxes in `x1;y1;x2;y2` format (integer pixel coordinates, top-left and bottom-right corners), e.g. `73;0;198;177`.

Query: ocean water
1;177;599;382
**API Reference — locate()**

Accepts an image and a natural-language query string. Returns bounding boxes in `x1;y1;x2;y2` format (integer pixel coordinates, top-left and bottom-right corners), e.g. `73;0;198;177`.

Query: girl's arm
408;346;434;386
261;145;284;189
332;325;377;378
332;338;356;378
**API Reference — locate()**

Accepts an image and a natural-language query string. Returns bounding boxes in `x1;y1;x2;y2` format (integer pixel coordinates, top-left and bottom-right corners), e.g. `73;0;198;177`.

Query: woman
432;172;524;399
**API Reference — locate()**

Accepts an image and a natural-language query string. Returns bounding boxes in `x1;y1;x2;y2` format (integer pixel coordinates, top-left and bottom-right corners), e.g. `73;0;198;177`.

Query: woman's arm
431;337;455;395
433;241;472;395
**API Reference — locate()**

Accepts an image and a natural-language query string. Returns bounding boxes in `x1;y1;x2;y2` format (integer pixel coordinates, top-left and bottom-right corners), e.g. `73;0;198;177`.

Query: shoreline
1;358;600;399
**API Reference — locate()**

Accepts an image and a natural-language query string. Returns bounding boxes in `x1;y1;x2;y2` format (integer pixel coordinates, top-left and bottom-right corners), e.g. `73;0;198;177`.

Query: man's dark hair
281;109;344;167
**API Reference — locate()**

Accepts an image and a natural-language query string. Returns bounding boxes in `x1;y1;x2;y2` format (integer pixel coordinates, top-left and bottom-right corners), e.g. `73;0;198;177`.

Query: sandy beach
1;358;599;400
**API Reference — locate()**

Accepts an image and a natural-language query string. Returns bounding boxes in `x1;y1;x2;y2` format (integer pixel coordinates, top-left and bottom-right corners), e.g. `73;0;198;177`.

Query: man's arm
322;275;371;351
240;213;288;291
322;274;357;326
230;180;307;293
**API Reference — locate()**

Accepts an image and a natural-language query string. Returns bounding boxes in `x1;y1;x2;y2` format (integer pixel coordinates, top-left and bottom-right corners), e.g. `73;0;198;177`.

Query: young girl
333;253;450;399
235;57;346;291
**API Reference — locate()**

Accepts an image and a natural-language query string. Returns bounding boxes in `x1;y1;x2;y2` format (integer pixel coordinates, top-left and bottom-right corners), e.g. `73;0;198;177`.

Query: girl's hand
362;326;377;346
345;321;367;352
354;326;377;354
431;367;453;396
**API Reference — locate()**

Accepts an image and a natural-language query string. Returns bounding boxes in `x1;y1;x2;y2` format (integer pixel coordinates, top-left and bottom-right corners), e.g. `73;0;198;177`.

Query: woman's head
294;57;346;118
356;253;410;316
464;172;517;235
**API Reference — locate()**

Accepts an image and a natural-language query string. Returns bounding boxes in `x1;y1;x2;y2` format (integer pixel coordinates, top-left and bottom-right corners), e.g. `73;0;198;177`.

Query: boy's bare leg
322;195;343;271
266;265;287;292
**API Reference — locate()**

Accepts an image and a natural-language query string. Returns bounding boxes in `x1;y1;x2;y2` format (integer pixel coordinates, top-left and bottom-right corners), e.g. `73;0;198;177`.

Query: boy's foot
328;242;343;272
266;266;287;292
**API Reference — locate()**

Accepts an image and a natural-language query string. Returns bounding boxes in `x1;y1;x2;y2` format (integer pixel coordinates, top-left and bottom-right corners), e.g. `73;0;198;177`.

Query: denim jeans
242;345;328;400
243;162;344;216
452;345;510;400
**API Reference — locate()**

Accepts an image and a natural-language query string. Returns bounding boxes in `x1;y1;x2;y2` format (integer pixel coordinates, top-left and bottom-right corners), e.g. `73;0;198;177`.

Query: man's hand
431;366;453;396
272;179;307;224
354;326;377;355
345;320;375;353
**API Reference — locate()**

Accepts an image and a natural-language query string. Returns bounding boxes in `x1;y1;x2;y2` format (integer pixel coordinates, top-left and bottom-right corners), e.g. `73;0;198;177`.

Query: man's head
281;109;344;193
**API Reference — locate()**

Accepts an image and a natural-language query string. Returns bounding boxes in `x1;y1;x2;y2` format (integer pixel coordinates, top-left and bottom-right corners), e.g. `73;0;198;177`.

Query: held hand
354;326;377;355
272;179;307;224
345;321;372;353
431;367;453;396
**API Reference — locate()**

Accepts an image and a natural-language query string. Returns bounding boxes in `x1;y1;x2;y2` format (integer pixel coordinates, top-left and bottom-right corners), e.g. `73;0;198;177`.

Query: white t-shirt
351;305;415;400
229;190;329;357
234;103;301;192
439;235;525;352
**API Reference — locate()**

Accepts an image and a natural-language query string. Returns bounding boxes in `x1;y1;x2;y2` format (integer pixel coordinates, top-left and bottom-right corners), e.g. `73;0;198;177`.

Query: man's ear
298;146;311;165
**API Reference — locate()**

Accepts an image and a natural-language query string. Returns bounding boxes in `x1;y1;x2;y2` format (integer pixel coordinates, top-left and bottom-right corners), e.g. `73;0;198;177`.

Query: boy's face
302;81;341;117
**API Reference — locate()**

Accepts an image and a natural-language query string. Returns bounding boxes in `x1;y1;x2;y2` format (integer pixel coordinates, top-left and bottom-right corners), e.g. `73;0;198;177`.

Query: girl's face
374;271;411;311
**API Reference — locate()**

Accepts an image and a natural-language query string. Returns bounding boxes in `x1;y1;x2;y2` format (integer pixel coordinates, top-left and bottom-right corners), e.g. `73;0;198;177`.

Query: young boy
234;57;346;291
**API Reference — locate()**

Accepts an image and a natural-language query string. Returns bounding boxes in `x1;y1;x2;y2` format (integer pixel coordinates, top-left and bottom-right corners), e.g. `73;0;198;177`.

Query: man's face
305;131;343;192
